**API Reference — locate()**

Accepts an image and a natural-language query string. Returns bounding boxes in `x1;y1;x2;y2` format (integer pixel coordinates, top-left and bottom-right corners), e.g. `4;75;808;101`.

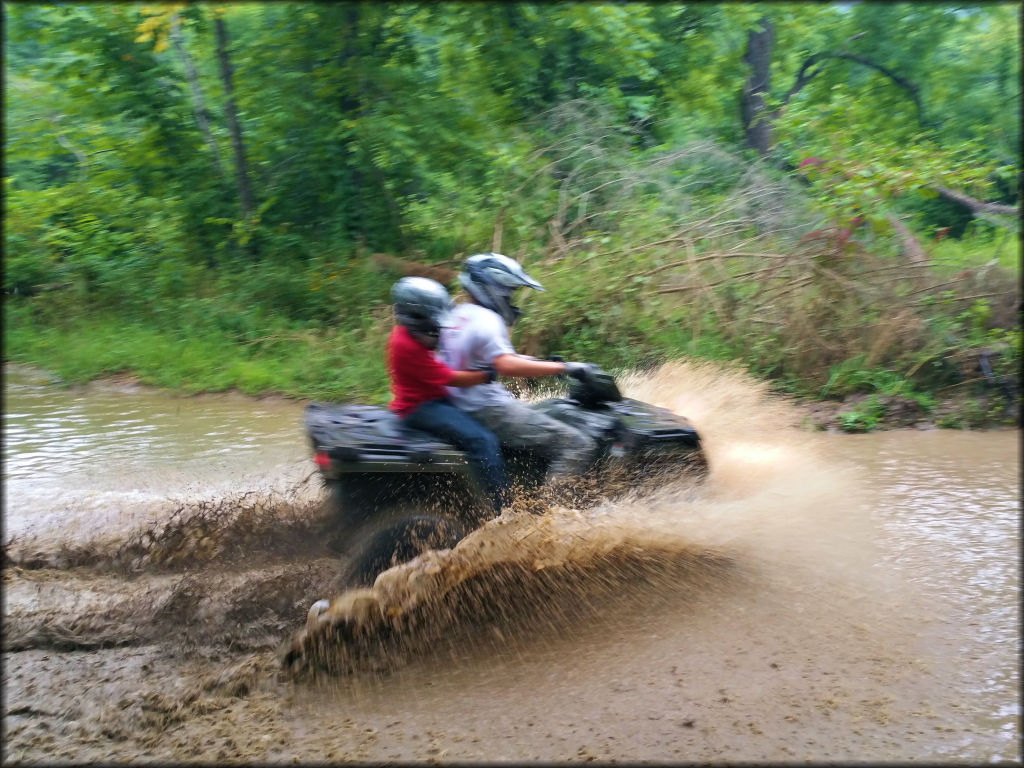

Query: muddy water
3;364;314;551
1;361;1019;764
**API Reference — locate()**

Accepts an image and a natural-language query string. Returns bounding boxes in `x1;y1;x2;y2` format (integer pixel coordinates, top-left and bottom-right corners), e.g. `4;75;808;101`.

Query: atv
305;368;705;588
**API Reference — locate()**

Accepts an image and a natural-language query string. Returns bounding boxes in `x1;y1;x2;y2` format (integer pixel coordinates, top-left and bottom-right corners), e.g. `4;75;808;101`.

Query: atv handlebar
567;365;621;407
545;355;621;406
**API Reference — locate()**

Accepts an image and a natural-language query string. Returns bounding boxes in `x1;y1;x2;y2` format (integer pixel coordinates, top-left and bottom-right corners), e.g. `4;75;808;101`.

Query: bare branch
912;291;1014;308
903;277;968;298
778;51;928;128
887;215;929;266
932;186;1019;217
630;252;787;280
655;264;786;293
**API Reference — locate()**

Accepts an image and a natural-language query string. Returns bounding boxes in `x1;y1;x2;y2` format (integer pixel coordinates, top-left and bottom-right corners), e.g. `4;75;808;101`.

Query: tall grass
5;300;393;401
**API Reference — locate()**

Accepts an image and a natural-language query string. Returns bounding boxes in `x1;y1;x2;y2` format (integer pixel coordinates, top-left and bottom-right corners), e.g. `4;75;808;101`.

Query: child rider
387;276;510;514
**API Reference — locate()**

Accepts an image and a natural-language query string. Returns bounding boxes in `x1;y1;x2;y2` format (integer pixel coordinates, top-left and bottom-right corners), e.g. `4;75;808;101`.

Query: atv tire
338;515;467;588
323;477;435;553
323;480;359;554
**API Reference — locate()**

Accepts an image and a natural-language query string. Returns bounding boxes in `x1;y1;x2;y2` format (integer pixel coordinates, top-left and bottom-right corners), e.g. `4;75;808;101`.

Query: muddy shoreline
3;363;302;407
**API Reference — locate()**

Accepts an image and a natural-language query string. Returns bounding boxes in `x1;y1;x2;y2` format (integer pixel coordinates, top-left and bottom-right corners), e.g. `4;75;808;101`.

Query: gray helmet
458;252;544;326
391;276;453;343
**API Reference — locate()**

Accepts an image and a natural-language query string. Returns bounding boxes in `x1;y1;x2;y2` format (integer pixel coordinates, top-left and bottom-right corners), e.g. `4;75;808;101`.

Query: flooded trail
1;361;1019;764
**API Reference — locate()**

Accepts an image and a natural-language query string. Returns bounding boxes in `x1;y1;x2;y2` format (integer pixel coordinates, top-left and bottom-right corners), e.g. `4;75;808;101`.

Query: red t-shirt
386;325;457;416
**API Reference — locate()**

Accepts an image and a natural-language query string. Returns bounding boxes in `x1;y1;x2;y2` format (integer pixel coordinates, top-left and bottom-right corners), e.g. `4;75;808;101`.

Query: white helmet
458;253;544;326
391;276;453;347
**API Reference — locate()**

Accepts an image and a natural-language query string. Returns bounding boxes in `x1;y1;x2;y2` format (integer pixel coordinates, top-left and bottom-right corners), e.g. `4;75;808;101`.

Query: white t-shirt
438;302;516;411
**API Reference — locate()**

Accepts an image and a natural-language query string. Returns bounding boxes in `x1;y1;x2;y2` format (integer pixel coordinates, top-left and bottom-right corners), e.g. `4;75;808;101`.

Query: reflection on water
2;365;309;543
842;430;1020;761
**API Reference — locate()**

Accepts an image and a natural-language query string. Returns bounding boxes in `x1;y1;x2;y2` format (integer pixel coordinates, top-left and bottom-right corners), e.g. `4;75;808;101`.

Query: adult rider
438;253;598;484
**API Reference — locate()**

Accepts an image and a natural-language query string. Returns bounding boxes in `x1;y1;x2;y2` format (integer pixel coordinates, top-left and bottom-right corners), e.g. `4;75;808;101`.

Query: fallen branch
629;252;787;279
935;376;1007;392
586;220;760;263
903;277;967;298
887;215;929;266
911;291;1013;308
655;263;785;293
751;275;816;308
933;186;1018;217
810;263;875;299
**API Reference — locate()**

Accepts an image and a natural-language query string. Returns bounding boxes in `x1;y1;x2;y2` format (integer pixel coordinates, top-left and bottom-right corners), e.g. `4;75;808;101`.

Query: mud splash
2;483;338;655
4;484;321;574
280;360;872;677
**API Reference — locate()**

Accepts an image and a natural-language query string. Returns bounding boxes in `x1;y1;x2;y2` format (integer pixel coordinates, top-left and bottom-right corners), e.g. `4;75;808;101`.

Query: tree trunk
741;16;774;158
337;2;362;116
214;14;253;222
336;2;365;242
170;13;224;178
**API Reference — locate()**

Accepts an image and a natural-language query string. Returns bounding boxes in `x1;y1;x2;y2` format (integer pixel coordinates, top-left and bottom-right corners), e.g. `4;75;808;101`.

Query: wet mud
3;483;337;764
2;360;1019;764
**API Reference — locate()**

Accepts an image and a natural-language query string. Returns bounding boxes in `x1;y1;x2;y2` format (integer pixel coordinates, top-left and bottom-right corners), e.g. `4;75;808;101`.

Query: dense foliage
4;3;1020;423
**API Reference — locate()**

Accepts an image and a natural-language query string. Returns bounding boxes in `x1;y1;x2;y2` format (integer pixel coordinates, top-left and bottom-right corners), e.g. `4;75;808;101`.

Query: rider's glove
472;365;498;383
562;361;595;381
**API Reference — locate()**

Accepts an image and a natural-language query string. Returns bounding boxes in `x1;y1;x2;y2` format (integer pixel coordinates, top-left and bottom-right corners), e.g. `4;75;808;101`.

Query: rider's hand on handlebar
562;361;596;381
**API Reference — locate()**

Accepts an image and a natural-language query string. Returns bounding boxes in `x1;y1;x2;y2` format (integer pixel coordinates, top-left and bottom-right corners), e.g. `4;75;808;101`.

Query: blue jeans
404;398;509;513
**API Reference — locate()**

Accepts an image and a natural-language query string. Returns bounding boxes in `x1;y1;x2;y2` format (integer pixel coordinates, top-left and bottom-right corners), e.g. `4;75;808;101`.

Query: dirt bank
799;389;1019;432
